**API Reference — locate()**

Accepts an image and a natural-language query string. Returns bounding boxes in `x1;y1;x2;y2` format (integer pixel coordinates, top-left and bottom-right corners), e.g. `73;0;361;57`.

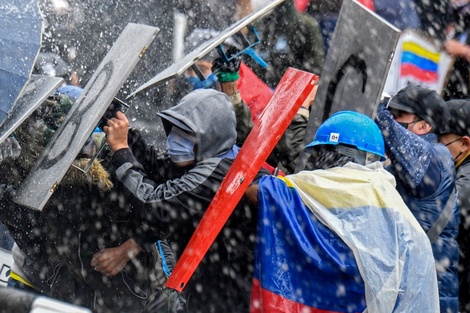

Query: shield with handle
0;0;43;125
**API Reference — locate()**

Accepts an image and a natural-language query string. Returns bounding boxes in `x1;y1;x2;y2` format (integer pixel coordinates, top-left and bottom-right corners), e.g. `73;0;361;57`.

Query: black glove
212;48;241;82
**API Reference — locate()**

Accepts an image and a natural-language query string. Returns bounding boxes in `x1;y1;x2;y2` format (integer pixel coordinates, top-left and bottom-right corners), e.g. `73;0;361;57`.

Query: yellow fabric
403;41;440;63
9;271;34;288
285;162;423;232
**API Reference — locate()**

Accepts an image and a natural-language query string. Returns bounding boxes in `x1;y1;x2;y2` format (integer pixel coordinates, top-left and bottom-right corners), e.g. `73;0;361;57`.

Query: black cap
388;85;450;134
444;99;470;136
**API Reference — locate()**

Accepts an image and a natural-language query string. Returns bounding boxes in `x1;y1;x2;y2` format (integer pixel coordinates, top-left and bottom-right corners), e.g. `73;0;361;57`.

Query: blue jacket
376;105;459;312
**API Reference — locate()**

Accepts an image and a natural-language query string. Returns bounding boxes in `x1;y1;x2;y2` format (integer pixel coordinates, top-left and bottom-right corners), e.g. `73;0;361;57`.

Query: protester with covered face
246;111;439;312
438;99;470;312
375;85;459;312
101;88;268;312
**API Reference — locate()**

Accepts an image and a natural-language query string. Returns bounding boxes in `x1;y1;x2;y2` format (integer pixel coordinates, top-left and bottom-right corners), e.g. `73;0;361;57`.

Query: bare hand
444;39;470;59
103;111;129;152
91;239;143;277
302;85;318;110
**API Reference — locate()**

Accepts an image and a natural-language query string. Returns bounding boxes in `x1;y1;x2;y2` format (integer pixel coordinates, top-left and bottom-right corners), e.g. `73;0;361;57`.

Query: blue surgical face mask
186;73;218;90
166;127;196;163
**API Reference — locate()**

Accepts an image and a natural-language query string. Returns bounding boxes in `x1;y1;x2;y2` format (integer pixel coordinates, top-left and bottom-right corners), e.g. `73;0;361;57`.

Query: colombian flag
400;41;440;83
250;163;439;313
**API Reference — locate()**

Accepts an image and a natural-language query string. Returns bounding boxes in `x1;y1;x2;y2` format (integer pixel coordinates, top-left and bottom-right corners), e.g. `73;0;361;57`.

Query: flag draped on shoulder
250;162;439;313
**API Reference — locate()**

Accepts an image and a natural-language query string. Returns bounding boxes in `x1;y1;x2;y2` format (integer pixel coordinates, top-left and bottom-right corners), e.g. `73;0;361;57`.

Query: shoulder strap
427;188;457;243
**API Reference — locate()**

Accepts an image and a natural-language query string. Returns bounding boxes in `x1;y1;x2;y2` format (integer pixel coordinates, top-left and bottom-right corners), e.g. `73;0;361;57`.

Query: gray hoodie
157;88;237;162
111;88;264;313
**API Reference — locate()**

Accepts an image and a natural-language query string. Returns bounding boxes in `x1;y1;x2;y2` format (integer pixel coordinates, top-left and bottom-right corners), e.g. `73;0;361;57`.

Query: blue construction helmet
305;111;385;164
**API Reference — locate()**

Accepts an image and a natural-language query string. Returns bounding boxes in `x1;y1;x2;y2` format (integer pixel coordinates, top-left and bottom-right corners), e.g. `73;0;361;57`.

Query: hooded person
100;88;269;313
438;99;470;312
375;85;459;312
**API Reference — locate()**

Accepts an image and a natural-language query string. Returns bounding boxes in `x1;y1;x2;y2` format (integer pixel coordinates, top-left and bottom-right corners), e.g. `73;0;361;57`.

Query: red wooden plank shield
165;68;319;291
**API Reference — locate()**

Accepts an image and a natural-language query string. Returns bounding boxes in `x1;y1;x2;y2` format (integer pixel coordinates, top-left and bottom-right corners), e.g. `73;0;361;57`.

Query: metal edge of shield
0;76;64;145
13;23;160;211
294;0;400;172
127;0;285;99
0;0;45;124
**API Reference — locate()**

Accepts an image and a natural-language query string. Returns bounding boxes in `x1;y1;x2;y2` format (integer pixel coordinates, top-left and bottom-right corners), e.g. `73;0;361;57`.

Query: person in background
375;85;459;312
0;94;75;298
251;0;325;88
444;0;470;100
0;137;20;251
438;99;470;312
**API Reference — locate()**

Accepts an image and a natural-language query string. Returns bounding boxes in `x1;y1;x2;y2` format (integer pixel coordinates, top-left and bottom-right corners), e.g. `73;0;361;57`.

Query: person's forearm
122;238;143;259
375;105;432;188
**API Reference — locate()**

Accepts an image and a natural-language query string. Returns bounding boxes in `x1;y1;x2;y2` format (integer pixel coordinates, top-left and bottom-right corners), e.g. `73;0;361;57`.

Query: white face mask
166;126;196;163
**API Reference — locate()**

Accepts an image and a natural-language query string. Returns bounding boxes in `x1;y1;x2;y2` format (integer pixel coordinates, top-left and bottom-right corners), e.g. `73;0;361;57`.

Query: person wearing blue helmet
245;111;439;312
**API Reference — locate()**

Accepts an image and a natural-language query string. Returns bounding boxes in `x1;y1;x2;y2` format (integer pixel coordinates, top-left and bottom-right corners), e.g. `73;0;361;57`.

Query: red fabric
293;0;310;12
400;64;438;82
356;0;375;11
250;278;344;313
237;62;273;125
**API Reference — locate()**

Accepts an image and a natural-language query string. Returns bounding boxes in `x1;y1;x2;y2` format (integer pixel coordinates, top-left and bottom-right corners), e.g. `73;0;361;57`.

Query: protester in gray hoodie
98;88;268;313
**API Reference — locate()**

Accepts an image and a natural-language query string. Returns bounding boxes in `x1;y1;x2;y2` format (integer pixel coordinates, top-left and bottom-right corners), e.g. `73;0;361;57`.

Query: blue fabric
401;51;438;72
186;73;218;90
166;126;196;163
216;144;240;160
254;176;366;312
55;85;83;102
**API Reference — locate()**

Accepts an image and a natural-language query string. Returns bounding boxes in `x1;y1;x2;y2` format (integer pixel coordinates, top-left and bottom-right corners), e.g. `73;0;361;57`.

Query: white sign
383;30;453;96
